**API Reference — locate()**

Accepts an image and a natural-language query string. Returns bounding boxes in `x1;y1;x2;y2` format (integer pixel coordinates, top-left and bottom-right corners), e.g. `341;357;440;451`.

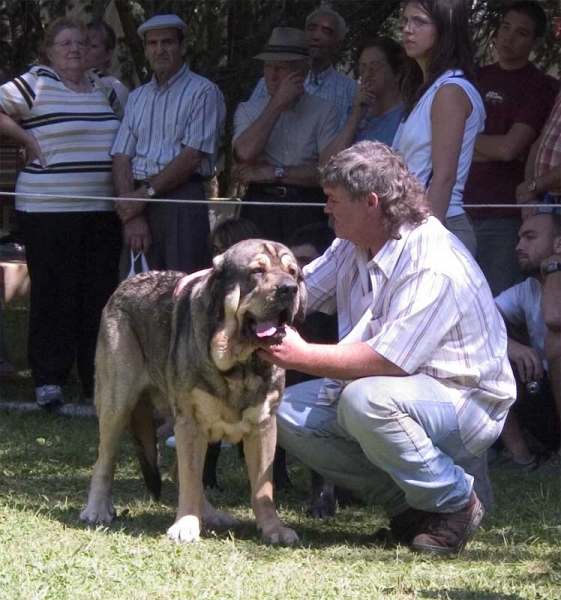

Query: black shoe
372;507;429;548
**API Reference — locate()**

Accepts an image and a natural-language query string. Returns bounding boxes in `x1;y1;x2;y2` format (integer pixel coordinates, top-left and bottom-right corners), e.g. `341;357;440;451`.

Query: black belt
133;174;205;188
247;183;325;199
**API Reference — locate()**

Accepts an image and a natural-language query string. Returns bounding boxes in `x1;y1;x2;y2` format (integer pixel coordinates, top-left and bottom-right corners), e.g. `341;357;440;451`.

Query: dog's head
206;239;306;369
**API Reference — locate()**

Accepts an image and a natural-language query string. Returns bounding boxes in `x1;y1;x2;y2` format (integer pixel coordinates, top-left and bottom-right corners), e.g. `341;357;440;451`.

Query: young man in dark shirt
463;1;557;296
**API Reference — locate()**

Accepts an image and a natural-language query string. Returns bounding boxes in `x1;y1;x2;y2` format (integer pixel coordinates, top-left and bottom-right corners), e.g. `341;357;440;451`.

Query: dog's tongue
255;320;279;338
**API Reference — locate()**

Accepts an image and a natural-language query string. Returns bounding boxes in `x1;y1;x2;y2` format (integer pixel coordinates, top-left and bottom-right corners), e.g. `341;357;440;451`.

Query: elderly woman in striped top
0;17;122;409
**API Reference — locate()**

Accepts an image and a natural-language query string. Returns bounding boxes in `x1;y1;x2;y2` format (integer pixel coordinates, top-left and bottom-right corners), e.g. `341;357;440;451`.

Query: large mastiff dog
81;239;306;544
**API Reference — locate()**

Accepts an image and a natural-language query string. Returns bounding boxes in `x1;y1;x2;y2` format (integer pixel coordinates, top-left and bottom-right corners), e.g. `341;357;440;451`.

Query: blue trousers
277;376;495;517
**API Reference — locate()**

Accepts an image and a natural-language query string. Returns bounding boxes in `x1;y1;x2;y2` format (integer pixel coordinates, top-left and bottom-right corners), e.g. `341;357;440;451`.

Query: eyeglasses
54;40;88;50
397;16;434;30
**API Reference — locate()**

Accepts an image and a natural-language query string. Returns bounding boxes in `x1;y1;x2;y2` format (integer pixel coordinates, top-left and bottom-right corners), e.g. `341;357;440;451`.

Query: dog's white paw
261;525;299;545
167;516;201;543
80;502;116;524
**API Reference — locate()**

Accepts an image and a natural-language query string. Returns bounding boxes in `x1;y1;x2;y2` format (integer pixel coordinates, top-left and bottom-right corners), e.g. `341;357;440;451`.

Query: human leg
337;374;477;513
146;180;211;273
338;374;490;555
77;212;121;397
473;217;523;296
445;212;477;257
277;379;407;516
545;330;561;453
20;212;82;397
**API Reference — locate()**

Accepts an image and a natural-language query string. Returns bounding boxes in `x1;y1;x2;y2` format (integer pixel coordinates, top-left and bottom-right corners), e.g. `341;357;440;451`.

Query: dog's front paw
167;516;201;543
261;525;299;545
202;501;238;530
80;502;116;524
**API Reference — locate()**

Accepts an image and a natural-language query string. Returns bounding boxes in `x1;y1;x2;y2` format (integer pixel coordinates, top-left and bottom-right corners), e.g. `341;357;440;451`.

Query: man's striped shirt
304;217;516;456
110;65;225;180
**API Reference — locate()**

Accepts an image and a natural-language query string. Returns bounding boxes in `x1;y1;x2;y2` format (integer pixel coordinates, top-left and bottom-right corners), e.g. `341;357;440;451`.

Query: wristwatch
274;167;284;183
145;182;156;198
527;179;538;193
543;261;561;275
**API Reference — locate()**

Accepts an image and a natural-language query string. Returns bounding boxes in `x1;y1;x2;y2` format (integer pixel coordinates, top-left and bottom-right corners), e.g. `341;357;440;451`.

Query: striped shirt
305;216;516;455
111;65;225;179
250;65;357;127
0;65;121;212
535;92;561;195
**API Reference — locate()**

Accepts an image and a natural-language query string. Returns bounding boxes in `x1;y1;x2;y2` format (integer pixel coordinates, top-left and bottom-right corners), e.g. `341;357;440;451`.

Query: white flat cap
137;14;187;38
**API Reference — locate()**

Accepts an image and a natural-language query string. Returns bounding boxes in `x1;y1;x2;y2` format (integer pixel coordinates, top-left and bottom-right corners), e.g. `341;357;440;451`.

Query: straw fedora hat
254;27;310;61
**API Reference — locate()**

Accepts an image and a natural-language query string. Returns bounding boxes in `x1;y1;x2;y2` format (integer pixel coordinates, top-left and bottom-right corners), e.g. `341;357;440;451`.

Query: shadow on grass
419;590;523;600
2;411;561;579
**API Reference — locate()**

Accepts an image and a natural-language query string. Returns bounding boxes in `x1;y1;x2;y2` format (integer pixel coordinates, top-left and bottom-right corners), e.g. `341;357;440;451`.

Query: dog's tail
130;391;162;500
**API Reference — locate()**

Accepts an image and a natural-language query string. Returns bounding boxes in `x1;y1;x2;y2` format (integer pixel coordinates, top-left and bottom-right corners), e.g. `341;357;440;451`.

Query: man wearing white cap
233;27;341;242
111;14;225;272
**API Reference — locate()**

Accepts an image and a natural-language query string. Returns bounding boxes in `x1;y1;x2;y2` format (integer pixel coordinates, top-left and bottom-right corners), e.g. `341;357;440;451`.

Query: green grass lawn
0;410;560;600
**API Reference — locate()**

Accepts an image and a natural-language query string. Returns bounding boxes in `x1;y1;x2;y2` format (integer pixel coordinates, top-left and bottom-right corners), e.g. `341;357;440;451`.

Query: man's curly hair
319;141;432;240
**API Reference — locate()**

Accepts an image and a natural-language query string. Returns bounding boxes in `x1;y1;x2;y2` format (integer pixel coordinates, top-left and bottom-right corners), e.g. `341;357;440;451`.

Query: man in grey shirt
233;27;340;242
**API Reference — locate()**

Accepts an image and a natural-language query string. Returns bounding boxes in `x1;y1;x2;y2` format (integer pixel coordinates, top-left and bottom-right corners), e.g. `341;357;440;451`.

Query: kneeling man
258;142;516;556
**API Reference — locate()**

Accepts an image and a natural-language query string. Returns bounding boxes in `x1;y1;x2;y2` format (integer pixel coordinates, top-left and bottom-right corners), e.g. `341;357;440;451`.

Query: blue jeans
473;217;523;296
277;375;494;517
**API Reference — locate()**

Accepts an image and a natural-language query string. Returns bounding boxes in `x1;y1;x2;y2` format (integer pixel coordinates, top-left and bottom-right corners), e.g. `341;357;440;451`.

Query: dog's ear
212;252;225;270
203;253;226;318
295;274;307;323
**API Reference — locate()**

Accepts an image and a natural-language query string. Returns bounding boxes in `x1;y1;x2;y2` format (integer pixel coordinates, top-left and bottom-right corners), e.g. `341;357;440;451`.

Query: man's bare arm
257;327;406;380
234;72;305;164
113;153;135;196
149;145;203;196
474;122;537;162
541;255;561;436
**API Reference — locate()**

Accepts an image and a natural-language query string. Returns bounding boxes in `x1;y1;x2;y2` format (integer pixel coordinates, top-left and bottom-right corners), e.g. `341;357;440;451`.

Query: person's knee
337;378;396;435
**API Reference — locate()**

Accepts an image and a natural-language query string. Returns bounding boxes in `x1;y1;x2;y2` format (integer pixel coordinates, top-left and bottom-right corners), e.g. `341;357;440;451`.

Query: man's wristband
541;257;561;278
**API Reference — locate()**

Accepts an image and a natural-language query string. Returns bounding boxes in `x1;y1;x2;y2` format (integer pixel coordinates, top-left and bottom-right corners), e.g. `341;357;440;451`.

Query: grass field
0;409;560;600
1;303;560;600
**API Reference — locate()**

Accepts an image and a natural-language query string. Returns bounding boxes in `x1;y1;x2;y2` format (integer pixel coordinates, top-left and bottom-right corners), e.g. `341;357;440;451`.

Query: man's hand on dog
257;326;308;369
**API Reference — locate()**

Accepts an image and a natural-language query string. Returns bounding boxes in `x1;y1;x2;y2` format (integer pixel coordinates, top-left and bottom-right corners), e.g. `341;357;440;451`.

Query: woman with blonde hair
0;17;122;408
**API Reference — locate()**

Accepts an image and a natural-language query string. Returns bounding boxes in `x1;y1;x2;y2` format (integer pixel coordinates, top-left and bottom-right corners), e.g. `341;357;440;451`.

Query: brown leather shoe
411;491;485;556
372;507;429;548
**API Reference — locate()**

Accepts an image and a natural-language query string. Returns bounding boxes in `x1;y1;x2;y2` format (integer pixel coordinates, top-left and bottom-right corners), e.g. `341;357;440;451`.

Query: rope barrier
0;190;555;209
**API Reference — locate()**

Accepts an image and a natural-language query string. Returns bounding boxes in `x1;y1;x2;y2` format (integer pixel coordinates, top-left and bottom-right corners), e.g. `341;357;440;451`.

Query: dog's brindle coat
80;240;306;544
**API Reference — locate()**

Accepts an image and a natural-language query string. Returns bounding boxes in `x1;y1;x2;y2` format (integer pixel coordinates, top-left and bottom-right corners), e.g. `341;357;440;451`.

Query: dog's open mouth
245;309;290;343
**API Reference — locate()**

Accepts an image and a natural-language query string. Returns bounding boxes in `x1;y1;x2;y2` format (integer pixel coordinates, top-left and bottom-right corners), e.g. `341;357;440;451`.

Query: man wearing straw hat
233;27;341;243
249;8;357;125
111;14;225;272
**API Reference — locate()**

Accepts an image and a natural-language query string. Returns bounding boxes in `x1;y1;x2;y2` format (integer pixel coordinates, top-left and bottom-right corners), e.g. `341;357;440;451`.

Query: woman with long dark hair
394;0;484;255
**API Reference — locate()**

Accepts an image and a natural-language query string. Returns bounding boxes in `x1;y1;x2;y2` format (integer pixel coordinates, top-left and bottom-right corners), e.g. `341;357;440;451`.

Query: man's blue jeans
277;375;494;517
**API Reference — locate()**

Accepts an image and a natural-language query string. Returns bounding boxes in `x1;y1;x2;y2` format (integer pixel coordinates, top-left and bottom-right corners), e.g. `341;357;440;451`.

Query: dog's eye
288;266;298;277
251;266;265;275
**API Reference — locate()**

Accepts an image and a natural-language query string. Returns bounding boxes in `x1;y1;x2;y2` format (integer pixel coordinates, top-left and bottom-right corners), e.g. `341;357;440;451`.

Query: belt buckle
276;186;287;197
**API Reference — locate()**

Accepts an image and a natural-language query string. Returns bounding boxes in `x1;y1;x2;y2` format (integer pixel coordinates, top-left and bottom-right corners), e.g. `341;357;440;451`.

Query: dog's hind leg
243;416;299;544
81;324;144;525
130;390;161;500
80;399;132;524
